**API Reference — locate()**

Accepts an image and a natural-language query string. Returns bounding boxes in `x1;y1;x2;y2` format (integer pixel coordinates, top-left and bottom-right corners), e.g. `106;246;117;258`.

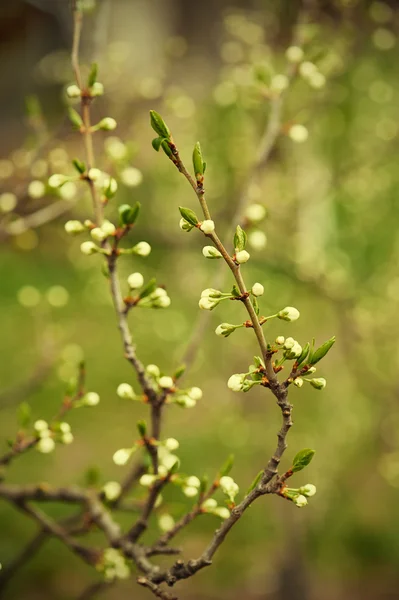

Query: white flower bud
183;486;199;497
91;82;104;96
117;383;136;400
127;272;144;289
90;227;107;242
186;476;201;488
159;376;174;389
308;377;326;390
299;61;317;78
288;124;309;143
66;84;81;98
85;392;100;406
175;395;196;408
102;481;122;501
299;484;316;497
251;282;264;297
113;448;133;466
59;422;71;433
156;295;171;308
284;337;296;349
248;230;267;251
158;514;175;532
120;167;143;187
245;203;266;222
202;498;217;510
200;220;215;234
235;250;250;264
80;241;98;255
293;377;304;388
146;364;160;378
286;45;304;63
48;174;68;188
164;438;179;451
65;220;85;235
201;288;222;298
199;296;218;310
88;168;102;181
37;437;55;453
62;432;74;444
219;476;239;497
179;217;193;232
275;336;285;345
285;342;302;359
213;506;230;519
140;474;157;487
34;420;48;432
227;373;246;392
187;387;202;400
133;241;151;257
306;366;316;374
98;117;117;131
101;220;116;236
215;323;236;337
102;176;118;195
161;453;179;470
278;306;300;321
28;180;46;199
202;246;222;259
294;494;308;507
271;74;289;92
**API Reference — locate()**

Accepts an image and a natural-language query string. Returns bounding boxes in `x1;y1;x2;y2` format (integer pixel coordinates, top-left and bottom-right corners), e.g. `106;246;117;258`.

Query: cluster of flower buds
33;419;74;453
199;288;234;311
201;498;230;519
219;475;239;503
98;548;130;581
281;483;317;508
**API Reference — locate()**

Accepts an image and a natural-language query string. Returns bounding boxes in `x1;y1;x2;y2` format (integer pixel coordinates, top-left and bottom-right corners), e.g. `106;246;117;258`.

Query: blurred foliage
1;0;399;599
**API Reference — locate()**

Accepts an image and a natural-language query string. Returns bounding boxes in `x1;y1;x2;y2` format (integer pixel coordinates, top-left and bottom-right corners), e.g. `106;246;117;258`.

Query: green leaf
231;285;241;298
251;296;259;316
199;475;208;495
296;342;310;367
234;225;247;252
246;470;263;494
17;402;31;428
72;158;86;174
139;278;157;299
253;356;264;368
309;336;336;365
219;454;234;477
192;141;204;177
149;110;170;139
152;137;163;152
173;364;186;380
179;206;199;226
137;420;147;437
168;458;181;474
161;139;173;158
292;448;315;473
118;202;140;226
68;107;83;128
88;62;98;88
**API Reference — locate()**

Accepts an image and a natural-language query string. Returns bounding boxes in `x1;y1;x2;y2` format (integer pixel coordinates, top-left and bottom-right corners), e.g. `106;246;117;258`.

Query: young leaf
253;356;264;368
161;139;173;158
179;206;199;226
139;278;157;299
68;107;83;128
192;141;204;177
292;448;315;473
231;284;241;298
72;158;86;174
88;62;98;87
152;137;163;152
219;454;234;477
234;225;247;252
296;342;310;367
137;420;147;437
149;110;170;139
118;202;140;226
17;402;31;428
309;336;336;365
173;364;186;380
246;470;263;494
251;296;259;316
199;475;208;495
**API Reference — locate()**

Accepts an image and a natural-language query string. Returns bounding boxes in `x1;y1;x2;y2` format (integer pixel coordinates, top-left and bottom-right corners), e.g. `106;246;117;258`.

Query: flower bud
179;217;194;232
102;176;118;196
288;124;309;143
90;227;107;242
251;283;264;297
158;514;175;532
278;306;300;321
235;250;250;264
101;220;116;236
293;377;304;388
117;383;136;400
127;272;144;289
200;220;215;234
37;437;55;453
286;45;304;63
215;323;236;337
199;296;219;310
66;84;81;98
308;377;326;390
285;342;302;359
175;395;196;408
227;373;246;392
113;448;133;466
202;246;222;259
146;364;160;378
294;494;308;507
102;481;121;501
98;117;117;131
88;168;102;181
84;392;100;406
213;507;230;519
140;474;157;487
183;486;198;497
275;336;285;345
187;387;203;400
202;498;217;510
201;288;223;298
306;366;316;374
61;432;74;444
159;376;174;389
59;422;71;433
245;204;266;223
165;438;179;451
132;241;151;257
299;484;316;497
34;419;48;432
284;337;296;349
48;174;69;188
65;220;85;235
186;476;201;487
80;241;99;255
90;82;104;96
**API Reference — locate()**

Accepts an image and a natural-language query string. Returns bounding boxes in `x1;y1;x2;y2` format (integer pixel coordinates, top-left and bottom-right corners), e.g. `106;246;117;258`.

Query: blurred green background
1;0;399;598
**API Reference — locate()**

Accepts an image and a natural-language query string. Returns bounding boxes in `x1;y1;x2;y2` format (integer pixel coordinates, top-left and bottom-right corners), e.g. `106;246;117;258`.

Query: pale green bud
116;383;136;400
84;392;100;406
140;474;157;487
48;174;69;188
299;484;316;497
235;250;250;264
132;241;151;257
251;282;264;297
215;323;236;337
294;494;308;507
278;306;300;321
308;377;326;390
200;220;215;234
227;373;246;392
90;227;107;242
275;336;285;345
113;448;133;466
164;438;179;451
187;387;202;401
80;241;99;255
146;364;160;378
159;376;174;389
98;117;117;131
202;246;222;259
293;377;304;388
127;272;144;289
183;486;198;497
37;437;55;453
90;82;104;96
65;220;85;235
66;84;81;98
101;220;116;236
102;481;122;501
